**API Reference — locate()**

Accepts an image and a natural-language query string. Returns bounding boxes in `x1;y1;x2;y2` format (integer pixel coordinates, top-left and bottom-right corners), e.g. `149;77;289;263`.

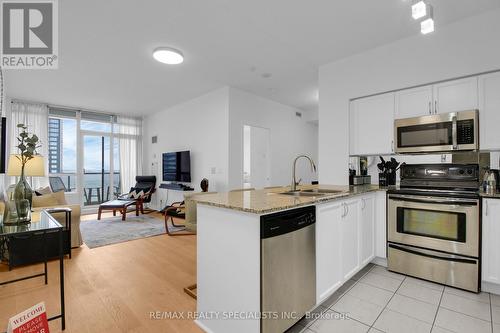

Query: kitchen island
193;184;387;333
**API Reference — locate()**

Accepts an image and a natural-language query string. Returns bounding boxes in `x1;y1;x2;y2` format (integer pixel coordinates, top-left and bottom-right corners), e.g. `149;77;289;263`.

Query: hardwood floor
0;213;203;333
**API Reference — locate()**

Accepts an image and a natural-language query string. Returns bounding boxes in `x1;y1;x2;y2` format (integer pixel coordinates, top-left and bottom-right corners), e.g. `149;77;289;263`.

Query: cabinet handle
343;203;347;217
428;102;432;114
346;203;349;216
434;101;438;114
391;140;394;152
485;200;488;216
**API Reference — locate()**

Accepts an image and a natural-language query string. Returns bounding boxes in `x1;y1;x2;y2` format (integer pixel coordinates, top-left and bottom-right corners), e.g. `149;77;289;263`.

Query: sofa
32;190;83;248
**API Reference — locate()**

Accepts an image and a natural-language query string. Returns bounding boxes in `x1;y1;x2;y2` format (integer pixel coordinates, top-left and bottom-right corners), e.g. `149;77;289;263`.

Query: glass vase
13;167;32;224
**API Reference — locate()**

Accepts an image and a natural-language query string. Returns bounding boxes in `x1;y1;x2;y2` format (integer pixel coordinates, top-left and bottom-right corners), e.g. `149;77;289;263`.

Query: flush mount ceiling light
153;47;184;65
411;1;428;20
421;17;435;34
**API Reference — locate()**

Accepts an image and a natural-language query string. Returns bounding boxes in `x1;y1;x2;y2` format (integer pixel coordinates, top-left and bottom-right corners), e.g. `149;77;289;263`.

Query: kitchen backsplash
350;152;500;185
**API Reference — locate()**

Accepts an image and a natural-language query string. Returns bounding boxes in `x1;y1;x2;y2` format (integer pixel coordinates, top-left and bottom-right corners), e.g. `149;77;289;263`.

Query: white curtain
9;100;49;188
117;116;143;192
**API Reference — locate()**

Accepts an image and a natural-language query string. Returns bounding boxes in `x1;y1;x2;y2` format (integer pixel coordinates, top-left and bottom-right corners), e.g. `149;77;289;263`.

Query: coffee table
97;200;138;221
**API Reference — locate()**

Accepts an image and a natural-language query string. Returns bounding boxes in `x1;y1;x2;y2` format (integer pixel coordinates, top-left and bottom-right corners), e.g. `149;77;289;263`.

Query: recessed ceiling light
153;47;184;65
421;18;435;34
412;1;428;20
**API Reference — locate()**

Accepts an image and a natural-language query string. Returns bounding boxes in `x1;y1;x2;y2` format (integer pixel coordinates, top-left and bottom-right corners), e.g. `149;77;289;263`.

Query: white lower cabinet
316;201;343;302
374;191;387;259
359;193;376;266
341;198;360;280
482;198;500;285
315;192;381;303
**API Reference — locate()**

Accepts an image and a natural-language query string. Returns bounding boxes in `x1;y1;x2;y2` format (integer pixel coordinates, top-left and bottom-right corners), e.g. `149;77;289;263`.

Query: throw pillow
36;186;52;195
128;189;146;199
32;193;59;208
52;190;68;205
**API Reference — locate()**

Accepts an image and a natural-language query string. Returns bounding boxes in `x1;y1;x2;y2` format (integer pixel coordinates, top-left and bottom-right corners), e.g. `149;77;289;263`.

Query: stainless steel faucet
291;155;317;192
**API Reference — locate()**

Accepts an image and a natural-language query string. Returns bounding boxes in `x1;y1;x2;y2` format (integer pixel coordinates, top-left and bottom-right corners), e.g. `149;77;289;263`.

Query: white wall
143;87;230;209
319;9;500;185
228;88;318;189
143;86;319;206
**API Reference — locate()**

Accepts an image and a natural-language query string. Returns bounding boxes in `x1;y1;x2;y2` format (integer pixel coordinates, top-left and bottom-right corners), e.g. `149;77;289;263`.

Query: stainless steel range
387;163;480;292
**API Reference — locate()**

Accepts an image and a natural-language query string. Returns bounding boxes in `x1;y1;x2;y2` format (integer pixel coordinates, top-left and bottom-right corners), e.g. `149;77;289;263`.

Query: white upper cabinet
350;92;395;156
433;77;478;114
479;72;500;150
482;198;500;285
395;85;433;119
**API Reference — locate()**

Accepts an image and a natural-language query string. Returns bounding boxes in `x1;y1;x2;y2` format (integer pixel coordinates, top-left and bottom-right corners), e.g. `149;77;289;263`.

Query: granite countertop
192;184;385;214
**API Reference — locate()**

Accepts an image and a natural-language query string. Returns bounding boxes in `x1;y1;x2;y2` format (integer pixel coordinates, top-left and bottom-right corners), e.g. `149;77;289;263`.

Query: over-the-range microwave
394;110;478;154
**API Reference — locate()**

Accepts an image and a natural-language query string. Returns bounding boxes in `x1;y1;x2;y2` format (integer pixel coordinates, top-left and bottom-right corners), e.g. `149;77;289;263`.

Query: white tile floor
288;264;499;333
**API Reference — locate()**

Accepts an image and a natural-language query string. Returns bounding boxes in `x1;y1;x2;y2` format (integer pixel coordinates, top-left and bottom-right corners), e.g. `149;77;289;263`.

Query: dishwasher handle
261;206;315;239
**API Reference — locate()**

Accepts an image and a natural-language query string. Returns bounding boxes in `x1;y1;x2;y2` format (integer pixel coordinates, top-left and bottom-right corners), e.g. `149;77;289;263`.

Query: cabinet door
395;85;433;119
341;198;360;280
359;194;375;266
479;72;500;150
482;199;500;284
350;93;395;155
433;77;478;114
316;202;343;302
374;191;387;259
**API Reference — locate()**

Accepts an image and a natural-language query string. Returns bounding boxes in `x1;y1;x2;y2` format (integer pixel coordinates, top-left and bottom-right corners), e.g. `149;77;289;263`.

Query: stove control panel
400;164;479;181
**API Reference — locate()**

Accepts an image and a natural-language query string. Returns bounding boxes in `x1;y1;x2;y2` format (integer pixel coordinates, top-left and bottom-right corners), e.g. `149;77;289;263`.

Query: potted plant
13;124;41;223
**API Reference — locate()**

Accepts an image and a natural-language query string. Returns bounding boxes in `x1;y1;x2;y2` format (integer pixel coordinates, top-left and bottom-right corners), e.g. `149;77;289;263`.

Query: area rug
81;215;173;249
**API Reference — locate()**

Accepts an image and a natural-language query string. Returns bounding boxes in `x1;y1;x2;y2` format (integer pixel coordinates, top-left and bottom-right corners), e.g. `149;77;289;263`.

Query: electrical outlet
211;167;216;174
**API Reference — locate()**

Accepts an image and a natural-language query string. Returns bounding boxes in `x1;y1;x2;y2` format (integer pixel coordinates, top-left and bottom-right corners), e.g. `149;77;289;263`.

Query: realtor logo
1;0;58;69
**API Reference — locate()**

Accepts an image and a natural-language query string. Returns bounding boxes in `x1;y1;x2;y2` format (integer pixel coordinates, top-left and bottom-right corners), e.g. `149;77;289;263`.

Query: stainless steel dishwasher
261;205;316;333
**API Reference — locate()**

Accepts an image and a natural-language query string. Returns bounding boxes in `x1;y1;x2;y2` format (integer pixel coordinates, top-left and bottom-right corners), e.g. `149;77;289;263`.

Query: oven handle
389;244;477;264
388;194;478;206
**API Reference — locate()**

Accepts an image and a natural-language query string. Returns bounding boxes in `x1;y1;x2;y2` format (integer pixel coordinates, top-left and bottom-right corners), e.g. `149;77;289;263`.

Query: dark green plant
16;123;41;171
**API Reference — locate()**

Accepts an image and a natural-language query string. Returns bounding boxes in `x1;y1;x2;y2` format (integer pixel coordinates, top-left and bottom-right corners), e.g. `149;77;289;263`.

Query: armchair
119;175;157;214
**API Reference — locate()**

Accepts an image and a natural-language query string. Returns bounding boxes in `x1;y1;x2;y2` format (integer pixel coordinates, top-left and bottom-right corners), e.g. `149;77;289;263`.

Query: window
48;114;77;192
47;108;125;206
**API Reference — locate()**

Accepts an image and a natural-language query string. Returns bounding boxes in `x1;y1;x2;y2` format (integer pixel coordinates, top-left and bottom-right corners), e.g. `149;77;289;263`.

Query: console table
0;210;66;331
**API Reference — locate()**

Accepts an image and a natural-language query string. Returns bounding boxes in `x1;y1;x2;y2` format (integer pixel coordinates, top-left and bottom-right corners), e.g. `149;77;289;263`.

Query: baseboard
481;281;500;295
371;257;387;267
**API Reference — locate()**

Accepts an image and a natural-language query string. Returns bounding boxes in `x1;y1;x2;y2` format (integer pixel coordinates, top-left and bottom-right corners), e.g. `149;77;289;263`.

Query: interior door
82;134;111;206
244;125;270;189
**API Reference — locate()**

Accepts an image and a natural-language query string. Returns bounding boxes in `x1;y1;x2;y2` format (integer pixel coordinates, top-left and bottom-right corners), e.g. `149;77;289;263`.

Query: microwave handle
452;115;458;149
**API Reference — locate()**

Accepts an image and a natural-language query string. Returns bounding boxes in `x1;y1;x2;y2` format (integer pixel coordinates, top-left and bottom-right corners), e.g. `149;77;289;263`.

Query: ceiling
4;0;500;115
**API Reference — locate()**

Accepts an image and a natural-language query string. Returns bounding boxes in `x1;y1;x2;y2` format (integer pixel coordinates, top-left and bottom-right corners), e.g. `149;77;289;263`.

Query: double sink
280;188;344;197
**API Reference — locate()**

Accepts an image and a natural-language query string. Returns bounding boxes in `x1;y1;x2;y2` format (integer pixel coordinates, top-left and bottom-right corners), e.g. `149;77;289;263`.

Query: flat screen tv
162;151;191;182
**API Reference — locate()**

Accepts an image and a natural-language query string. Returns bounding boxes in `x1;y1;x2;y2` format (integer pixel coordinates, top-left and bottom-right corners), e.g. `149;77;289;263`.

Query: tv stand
159;183;194;191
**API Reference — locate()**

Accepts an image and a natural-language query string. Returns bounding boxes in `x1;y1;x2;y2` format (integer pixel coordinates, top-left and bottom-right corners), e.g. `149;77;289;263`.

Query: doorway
243;125;271;189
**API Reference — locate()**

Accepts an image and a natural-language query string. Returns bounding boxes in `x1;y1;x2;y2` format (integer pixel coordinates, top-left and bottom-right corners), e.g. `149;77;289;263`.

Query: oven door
388;194;479;257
